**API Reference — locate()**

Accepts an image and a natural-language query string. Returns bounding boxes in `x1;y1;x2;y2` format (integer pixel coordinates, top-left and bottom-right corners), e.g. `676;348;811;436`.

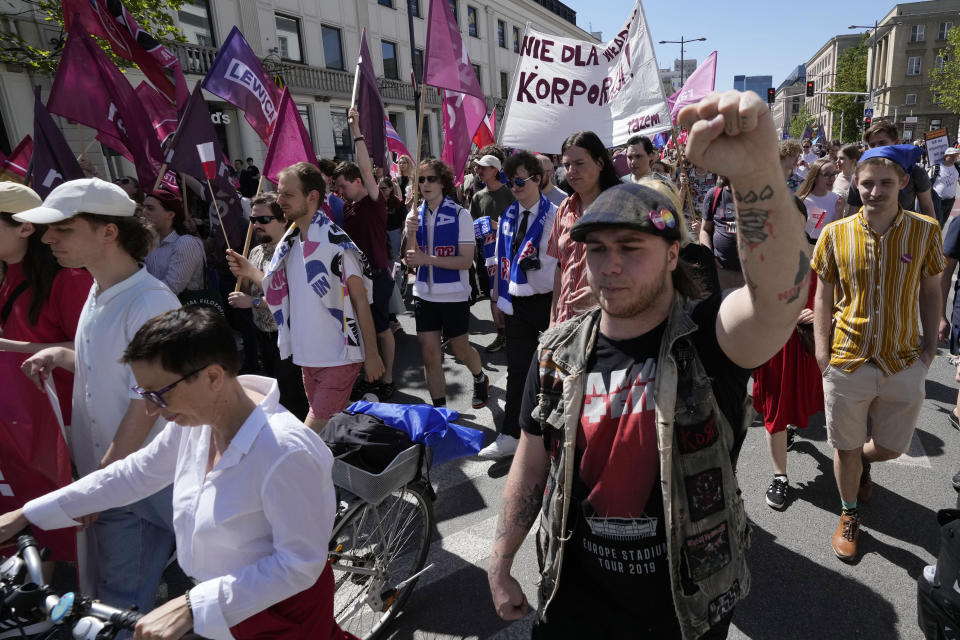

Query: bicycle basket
331;444;423;506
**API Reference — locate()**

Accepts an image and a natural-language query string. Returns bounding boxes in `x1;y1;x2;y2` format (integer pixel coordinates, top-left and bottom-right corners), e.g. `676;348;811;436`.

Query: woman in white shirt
796;158;844;242
0;307;347;640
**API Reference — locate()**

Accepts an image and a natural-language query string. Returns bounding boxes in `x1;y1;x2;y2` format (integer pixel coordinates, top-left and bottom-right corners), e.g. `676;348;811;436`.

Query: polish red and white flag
196;142;217;179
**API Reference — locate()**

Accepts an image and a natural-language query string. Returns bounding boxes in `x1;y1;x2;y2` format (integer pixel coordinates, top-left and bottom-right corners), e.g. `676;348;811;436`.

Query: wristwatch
252;297;261;309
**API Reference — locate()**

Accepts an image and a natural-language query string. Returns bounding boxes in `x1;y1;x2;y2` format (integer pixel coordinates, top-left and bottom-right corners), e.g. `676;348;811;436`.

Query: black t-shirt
520;293;750;627
846;163;931;211
702;187;740;270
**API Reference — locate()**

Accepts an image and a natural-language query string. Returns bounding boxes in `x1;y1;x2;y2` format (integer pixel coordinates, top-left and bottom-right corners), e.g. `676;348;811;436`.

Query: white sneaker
477;434;519;459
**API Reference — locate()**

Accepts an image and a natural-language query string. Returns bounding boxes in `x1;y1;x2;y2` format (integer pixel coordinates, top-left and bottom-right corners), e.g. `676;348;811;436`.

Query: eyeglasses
820;172;839;178
418;175;439;184
131;366;205;409
506;176;534;189
251;215;279;224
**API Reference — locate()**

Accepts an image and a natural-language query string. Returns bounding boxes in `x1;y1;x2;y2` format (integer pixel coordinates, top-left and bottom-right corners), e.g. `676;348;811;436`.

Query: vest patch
684;521;731;582
685;467;724;521
709;579;741;625
676;418;719;454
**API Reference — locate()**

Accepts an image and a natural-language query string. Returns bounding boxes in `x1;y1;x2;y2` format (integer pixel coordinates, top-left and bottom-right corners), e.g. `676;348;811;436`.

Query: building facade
804;34;861;142
772;65;806;140
659;58;697;96
0;0;596;180
733;74;773;99
869;0;960;141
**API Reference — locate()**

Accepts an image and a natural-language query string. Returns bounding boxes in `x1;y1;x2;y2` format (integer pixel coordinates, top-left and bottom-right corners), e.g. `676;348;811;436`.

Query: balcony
170;41;440;107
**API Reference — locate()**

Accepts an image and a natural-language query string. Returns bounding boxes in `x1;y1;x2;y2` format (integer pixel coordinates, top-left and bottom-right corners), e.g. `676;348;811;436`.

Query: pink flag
262;88;317;184
197;142;216;179
668;51;718;118
385;116;411;159
424;0;483;99
442;89;487;183
135;81;178;145
0;136;31;178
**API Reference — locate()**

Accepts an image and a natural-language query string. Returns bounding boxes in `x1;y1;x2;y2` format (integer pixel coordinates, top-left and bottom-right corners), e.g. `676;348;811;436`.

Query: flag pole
206;177;232;248
233;174;264;293
151;163;168;191
348;54;361;124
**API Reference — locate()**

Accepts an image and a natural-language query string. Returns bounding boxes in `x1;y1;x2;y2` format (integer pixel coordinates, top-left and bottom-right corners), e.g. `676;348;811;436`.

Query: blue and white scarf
494;194;552;315
263;209;371;362
415;196;464;294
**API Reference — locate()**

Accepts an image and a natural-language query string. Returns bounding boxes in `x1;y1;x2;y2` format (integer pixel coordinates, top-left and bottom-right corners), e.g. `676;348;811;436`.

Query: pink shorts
302;363;363;423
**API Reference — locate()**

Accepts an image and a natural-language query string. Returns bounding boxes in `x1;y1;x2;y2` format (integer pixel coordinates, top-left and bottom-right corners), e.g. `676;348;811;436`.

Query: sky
562;0;897;90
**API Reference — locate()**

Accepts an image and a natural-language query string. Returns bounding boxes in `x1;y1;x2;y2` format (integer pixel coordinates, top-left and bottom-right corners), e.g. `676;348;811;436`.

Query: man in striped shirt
812;145;944;563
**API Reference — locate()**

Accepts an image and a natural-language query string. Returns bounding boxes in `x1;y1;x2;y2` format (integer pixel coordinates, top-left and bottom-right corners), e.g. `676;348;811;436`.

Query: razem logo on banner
500;0;670;151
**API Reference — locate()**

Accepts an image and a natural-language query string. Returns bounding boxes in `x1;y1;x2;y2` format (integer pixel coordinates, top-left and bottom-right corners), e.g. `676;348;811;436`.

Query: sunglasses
251;215;280;224
506;176;535;189
131;366;206;409
418;175;439;184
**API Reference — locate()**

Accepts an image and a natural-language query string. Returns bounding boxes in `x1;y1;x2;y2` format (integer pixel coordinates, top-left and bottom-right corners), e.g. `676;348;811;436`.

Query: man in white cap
17;178;180;615
470;147;515;352
932;147;960;225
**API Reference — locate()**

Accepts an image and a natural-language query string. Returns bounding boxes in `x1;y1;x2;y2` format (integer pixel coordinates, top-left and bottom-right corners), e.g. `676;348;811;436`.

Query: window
907;56;922;75
932;119;943;130
905;93;917;105
940;22;953;40
179;0;215;46
513;26;520;53
409;0;420;17
472;63;482;91
413;48;424;83
937;53;947;69
500;71;509;98
497;20;506;48
331;110;353;160
382;40;399;80
378;0;392;6
910;24;925;43
448;0;458;25
275;14;303;63
467;6;478;37
321;25;344;70
297;104;313;142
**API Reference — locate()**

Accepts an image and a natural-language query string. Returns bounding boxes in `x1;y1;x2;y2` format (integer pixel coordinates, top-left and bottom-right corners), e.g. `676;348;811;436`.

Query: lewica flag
197;142;217;179
202;26;280;143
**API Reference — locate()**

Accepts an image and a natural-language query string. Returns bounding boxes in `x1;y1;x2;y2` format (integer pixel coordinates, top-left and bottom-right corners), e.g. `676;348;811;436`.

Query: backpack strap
0;280;29;326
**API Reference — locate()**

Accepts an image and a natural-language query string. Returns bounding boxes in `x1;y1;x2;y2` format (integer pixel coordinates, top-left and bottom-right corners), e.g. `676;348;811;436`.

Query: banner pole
151;163;168;191
348;60;361;124
233;174;264;293
206;177;232;249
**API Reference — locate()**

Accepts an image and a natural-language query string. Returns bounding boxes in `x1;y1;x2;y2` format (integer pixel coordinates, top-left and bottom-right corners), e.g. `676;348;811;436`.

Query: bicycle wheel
329;481;433;640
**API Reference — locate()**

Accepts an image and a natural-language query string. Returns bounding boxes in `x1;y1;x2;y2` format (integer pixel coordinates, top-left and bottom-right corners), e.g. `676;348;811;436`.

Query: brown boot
858;459;874;502
832;512;861;561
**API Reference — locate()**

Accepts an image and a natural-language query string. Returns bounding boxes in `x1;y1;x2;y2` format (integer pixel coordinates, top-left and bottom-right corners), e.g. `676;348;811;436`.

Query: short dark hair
277;162;326;200
246;157;254;163
122;306;239;377
561;131;621;191
418;159;456;198
477;144;507;163
626;135;654;155
840;143;862;162
317;158;337;177
503;151;544;183
863;120;898;144
76;212;156;262
332;161;362;183
251;192;284;221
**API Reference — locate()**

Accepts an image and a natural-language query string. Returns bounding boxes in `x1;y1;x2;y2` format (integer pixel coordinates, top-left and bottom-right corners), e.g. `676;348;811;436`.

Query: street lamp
658;36;707;89
849;20;902;107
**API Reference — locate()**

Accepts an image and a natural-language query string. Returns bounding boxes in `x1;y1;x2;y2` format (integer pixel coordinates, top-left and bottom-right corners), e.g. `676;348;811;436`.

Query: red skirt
752;328;824;434
229;564;359;640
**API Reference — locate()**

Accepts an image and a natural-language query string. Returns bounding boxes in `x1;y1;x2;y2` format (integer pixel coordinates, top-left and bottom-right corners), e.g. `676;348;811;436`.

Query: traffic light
767;88;775;104
864;116;872;128
806;81;815;97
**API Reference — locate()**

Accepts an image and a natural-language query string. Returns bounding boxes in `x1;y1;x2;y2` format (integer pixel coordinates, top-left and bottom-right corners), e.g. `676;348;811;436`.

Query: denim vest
531;297;751;639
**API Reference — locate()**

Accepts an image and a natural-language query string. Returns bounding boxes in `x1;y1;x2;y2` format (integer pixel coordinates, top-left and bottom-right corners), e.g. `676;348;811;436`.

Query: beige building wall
804;34;862;141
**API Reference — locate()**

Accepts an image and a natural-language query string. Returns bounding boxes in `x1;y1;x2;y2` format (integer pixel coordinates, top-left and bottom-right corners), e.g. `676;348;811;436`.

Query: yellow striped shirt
811;206;944;375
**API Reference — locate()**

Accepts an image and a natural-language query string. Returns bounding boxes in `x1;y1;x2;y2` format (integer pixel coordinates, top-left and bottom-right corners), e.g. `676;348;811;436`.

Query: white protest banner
499;0;671;152
925;128;949;166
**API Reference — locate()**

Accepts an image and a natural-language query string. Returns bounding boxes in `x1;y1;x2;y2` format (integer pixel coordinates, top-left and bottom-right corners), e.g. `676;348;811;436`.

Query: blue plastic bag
346;401;484;465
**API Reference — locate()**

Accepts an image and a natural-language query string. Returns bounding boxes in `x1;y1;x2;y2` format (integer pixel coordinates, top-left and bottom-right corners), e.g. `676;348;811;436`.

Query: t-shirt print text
582;358;656;424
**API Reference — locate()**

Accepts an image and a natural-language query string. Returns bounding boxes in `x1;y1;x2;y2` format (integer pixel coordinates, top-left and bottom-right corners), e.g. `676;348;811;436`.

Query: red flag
0;136;32;178
135;81;178;145
197;142;217;180
424;0;483;100
472;109;496;148
262;88;317;184
62;0;188;107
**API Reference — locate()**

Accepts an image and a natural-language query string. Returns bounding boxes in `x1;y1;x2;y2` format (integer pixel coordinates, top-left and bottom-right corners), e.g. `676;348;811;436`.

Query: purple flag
355;29;388;169
48;27;161;188
424;0;483;99
441;89;487;184
202;27;281;143
668;51;717;118
31;87;84;198
166;82;244;252
262;88;317;184
802;124;813;140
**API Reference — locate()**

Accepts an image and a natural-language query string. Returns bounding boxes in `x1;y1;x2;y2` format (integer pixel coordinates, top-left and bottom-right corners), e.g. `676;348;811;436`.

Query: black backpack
918;509;960;639
322;410;414;474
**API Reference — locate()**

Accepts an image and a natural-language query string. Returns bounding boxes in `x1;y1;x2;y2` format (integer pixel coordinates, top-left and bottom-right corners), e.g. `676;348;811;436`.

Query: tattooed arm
679;90;810;368
488;431;549;621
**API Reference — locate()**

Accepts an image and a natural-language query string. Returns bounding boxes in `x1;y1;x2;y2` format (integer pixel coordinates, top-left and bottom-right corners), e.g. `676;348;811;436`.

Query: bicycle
328;442;436;640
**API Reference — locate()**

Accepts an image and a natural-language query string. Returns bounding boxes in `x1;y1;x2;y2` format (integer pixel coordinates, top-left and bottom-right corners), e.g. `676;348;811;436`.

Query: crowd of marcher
0;89;958;639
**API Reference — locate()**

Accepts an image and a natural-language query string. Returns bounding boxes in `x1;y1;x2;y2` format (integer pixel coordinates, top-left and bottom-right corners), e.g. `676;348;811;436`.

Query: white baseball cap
946;147;959;157
13;178;136;224
474;154;503;170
